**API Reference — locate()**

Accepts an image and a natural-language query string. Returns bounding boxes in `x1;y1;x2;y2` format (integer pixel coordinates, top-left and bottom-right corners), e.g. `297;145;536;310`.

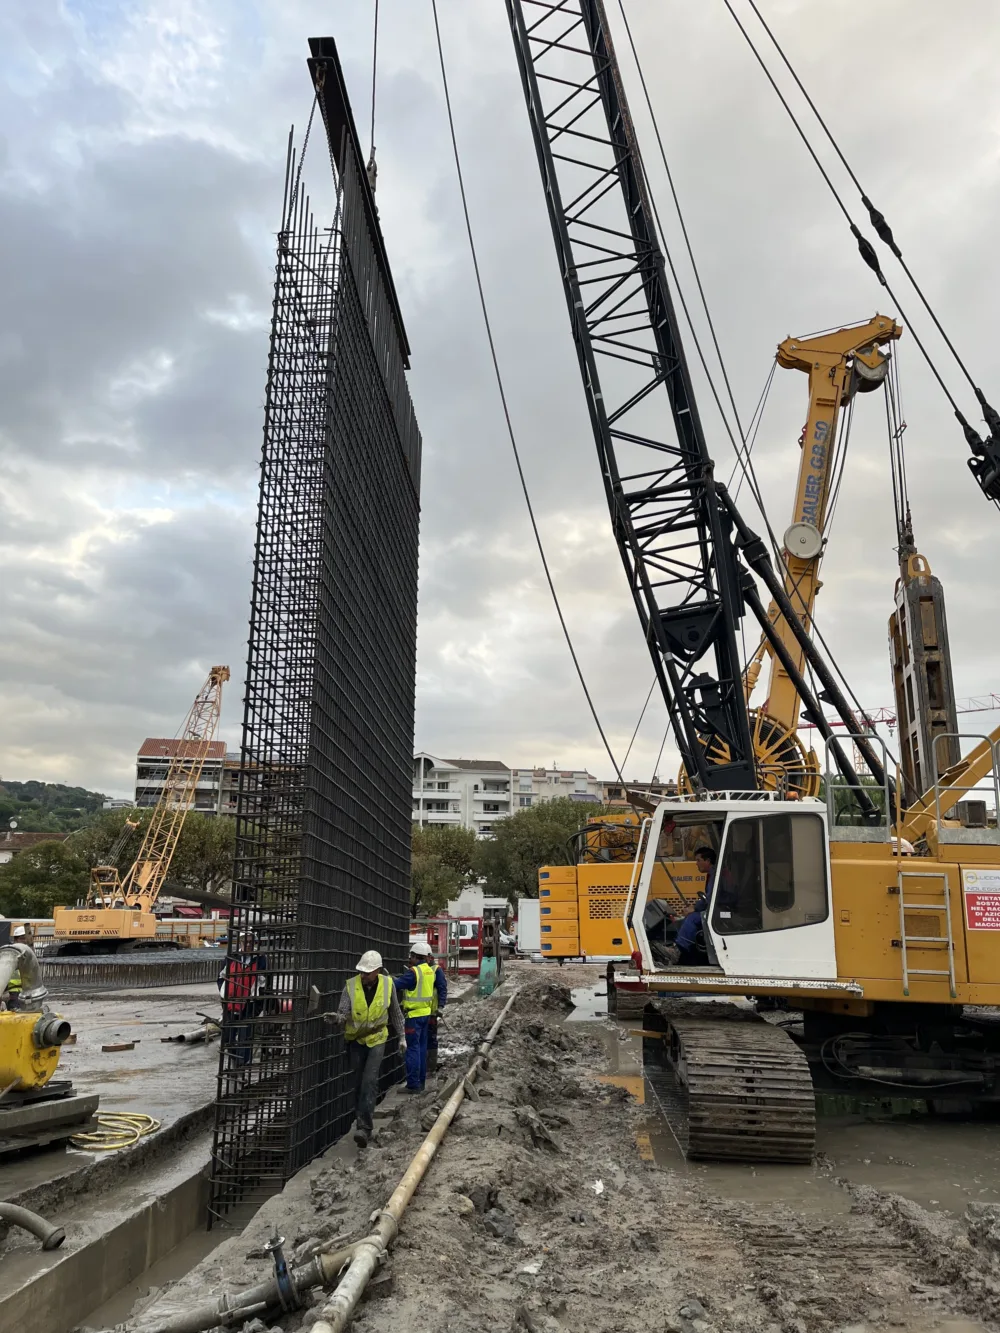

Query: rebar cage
209;40;421;1221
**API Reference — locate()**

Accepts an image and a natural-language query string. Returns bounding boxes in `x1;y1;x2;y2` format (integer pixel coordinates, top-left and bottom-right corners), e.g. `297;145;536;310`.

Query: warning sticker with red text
963;868;1000;930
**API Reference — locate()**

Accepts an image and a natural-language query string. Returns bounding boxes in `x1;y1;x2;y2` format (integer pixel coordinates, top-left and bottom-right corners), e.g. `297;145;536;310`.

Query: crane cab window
712;813;828;935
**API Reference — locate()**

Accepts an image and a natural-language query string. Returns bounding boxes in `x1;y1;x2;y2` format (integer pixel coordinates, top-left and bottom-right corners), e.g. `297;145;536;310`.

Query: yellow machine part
0;1011;62;1091
52;905;158;942
536;859;708;958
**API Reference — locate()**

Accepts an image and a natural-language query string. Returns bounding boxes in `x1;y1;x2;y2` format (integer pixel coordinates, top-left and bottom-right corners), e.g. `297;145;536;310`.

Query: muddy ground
108;964;1000;1333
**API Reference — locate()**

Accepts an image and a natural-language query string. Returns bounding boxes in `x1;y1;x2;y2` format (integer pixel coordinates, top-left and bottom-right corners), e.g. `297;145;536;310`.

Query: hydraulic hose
0;1202;66;1251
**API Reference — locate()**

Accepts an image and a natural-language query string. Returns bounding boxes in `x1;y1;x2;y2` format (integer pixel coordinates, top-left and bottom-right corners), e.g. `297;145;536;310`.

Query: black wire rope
370;0;379;158
728;361;776;503
741;0;981;398
430;0;624;782
617;0;748;446
621;677;658;776
823;388;856;539
613;3;792;593
614;1;875;731
719;0;965;421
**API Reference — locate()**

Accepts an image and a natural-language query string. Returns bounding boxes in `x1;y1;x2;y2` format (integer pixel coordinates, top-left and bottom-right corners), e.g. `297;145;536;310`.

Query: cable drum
678;709;821;799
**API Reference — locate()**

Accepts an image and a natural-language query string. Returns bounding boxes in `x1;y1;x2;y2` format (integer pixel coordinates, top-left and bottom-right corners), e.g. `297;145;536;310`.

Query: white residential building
509;766;602;810
412;755;511;837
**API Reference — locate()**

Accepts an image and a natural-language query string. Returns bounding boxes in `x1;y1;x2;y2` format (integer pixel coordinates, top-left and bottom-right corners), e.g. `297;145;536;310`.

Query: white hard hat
409;939;433;957
12;926;26;938
356;950;383;972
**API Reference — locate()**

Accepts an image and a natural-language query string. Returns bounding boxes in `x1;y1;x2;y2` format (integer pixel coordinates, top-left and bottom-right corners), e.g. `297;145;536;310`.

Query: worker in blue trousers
395;940;447;1091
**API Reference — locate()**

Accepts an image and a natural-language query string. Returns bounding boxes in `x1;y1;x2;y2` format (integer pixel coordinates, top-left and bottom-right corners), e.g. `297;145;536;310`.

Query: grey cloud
1;0;999;797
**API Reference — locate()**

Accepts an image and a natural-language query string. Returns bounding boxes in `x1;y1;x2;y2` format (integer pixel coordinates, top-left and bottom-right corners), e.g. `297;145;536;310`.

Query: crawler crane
52;666;230;953
505;0;1000;1160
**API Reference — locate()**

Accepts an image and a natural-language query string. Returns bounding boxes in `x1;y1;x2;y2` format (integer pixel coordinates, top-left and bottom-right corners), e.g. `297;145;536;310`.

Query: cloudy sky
2;0;999;798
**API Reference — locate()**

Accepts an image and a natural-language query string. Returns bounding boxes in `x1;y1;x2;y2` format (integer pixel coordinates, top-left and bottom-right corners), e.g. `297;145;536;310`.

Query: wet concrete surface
1;982;220;1198
568;973;1000;1224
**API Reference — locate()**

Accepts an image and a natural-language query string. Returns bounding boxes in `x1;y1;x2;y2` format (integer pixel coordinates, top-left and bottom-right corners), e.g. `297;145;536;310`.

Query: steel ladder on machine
896;870;957;998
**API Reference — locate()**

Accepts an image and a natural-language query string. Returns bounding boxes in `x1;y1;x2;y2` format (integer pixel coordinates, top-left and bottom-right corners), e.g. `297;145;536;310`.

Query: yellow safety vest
6;973;21;994
344;974;391;1047
430;966;443;1016
402;962;435;1017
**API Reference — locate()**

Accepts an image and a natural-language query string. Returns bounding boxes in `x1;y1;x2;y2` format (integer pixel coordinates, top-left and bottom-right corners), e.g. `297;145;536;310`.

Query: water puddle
567;984;608;1022
576;1006;1000;1223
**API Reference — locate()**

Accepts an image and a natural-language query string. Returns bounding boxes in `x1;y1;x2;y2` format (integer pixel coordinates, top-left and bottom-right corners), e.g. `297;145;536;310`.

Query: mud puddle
578;1009;1000;1223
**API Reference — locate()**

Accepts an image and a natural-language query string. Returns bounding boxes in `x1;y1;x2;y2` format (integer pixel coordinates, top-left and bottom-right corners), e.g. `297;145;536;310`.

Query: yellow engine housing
0;1011;64;1091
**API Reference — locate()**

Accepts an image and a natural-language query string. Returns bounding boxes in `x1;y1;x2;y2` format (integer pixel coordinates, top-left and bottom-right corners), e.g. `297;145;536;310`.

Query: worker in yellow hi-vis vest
330;950;405;1148
395;940;447;1092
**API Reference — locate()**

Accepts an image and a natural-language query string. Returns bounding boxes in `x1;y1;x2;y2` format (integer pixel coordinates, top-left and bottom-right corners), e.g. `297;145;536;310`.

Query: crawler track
645;1006;815;1163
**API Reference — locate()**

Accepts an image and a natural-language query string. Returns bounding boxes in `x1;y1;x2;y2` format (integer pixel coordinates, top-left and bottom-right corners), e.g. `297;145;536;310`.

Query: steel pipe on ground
144;987;519;1333
311;987;520;1333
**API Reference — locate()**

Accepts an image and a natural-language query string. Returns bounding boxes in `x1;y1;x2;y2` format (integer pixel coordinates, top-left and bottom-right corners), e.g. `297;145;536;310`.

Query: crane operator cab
626;794;838;987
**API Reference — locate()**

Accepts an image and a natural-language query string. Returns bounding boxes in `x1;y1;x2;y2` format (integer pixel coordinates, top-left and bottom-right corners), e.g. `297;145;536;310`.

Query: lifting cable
722;0;1000;477
742;0;979;398
369;0;379;160
886;348;911;544
430;0;624;783
616;3;874;731
718;0;962;418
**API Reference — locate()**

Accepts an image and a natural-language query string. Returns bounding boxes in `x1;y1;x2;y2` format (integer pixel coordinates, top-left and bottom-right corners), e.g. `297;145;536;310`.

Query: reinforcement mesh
208;50;420;1220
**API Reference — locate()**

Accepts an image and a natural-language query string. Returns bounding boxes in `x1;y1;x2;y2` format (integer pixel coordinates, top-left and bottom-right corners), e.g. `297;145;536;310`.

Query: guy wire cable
430;0;624;783
741;0;981;398
617;0;874;737
719;0;966;423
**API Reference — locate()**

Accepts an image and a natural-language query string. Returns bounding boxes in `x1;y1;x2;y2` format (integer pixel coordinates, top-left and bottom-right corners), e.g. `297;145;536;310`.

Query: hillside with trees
0;780;108;833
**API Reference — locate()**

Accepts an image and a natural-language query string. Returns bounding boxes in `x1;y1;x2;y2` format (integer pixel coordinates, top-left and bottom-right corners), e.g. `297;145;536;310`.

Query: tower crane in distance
52;666;230;954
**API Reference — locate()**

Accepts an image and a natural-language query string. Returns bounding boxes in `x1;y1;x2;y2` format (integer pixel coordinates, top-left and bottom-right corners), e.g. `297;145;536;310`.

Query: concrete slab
1;983;220;1204
0;1132;211;1333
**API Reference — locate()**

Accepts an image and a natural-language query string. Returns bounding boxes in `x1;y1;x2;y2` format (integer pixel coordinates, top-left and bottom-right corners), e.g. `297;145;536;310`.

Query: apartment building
412;754;511;837
134;739;240;815
509;766;602;810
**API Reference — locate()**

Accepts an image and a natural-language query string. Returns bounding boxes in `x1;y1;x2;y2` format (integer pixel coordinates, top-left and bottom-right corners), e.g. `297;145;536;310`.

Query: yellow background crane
52;665;230;953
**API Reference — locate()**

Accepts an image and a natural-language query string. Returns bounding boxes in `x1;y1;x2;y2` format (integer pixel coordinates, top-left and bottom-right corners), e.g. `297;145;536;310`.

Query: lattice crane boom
91;666;230;911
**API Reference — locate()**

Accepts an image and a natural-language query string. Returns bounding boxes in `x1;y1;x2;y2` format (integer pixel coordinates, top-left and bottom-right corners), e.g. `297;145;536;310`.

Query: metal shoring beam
506;0;756;790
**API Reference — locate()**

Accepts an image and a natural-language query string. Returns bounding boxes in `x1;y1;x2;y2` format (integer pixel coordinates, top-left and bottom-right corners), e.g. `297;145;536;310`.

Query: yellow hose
70;1111;161;1151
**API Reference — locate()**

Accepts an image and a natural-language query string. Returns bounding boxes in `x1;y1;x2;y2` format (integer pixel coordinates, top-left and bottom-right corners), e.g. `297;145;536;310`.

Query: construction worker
426;947;449;1075
328;950;405;1148
217;932;268;1067
3;925;27;1009
395;940;446;1092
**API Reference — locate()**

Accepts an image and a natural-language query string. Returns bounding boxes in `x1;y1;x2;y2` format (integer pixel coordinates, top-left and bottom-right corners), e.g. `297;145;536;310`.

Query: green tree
0;841;90;917
68;808;235;900
410;824;477;918
0;780;107;833
168;813;236;896
475;798;599;903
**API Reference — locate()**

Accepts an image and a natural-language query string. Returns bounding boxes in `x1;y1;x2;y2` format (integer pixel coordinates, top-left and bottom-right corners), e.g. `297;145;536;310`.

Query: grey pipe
0;1202;66;1251
143;1243;362;1333
0;944;47;1006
